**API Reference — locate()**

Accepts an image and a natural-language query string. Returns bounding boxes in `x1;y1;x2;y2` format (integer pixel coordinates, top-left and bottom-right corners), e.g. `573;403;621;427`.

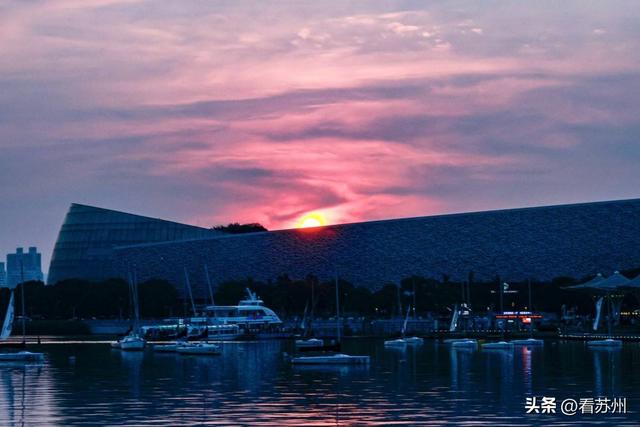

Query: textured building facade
105;198;640;297
7;247;43;288
47;204;218;284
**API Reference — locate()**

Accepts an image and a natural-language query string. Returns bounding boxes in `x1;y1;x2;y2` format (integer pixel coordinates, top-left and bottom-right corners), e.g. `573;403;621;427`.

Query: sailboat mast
132;270;140;332
204;265;215;306
402;306;410;337
499;281;504;338
528;279;533;338
607;292;613;338
412;278;417;320
183;267;197;316
310;279;315;333
20;261;25;343
335;270;340;343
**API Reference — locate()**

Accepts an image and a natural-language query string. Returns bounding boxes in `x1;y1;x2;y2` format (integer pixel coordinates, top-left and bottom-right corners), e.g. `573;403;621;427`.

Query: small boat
511;338;544;346
0;287;44;362
482;341;514;350
119;333;146;351
443;338;477;344
295;338;341;352
110;341;121;349
384;338;408;347
451;339;478;348
153;343;180;352
295;338;324;348
118;272;146;351
586;338;622;347
176;342;221;355
153;340;189;352
290;353;370;365
385;306;424;346
0;351;44;362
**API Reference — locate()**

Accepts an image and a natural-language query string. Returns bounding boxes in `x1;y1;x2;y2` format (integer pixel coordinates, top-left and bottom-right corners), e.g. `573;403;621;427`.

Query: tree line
3;268;640;321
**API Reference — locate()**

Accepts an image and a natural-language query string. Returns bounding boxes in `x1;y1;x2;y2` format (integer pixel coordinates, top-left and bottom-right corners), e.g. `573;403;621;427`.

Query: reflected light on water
0;340;638;425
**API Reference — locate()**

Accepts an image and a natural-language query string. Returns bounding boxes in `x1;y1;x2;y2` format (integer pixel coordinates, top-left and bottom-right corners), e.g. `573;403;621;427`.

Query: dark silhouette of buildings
7;247;43;288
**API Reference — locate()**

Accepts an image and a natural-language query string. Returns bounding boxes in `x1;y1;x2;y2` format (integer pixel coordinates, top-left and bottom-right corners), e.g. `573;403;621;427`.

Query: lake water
0;339;638;426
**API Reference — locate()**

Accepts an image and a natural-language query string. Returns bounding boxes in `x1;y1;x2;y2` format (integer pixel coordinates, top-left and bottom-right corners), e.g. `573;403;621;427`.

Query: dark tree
212;223;267;234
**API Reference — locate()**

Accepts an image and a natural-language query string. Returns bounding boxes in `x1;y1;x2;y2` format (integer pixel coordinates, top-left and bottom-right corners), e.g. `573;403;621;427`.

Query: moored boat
403;336;424;344
443;338;476;344
0;351;45;362
511;338;544;346
0;283;44;362
290;353;370;365
482;341;514;350
120;333;146;351
384;338;407;347
153;342;181;352
451;339;478;348
176;342;221;355
295;338;323;348
295;338;341;352
385;306;423;347
586;338;622;347
121;272;146;351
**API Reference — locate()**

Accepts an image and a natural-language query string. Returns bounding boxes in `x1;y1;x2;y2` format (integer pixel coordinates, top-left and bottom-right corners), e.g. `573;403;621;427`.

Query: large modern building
47;198;640;295
7;247;44;288
47;204;219;285
48;199;640;292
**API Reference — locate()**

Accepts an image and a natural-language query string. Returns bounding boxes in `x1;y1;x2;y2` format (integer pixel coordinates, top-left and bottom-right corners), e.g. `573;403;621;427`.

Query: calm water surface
0;339;638;426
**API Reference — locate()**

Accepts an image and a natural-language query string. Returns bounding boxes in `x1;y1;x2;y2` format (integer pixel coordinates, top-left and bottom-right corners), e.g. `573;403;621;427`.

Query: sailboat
443;300;478;346
114;271;146;351
0;271;44;361
511;280;544;346
1;291;15;342
384;306;424;346
290;271;369;365
295;281;340;352
166;267;220;355
481;282;513;351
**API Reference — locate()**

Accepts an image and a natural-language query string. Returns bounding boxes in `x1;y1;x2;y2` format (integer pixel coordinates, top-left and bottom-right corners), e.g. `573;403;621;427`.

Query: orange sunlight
296;212;326;228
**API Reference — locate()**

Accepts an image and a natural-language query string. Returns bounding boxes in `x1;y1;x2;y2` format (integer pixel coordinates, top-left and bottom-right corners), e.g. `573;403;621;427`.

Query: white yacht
142;322;241;341
202;289;282;327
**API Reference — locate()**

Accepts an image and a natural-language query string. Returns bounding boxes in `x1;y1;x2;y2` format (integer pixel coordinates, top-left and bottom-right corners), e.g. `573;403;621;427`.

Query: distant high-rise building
0;262;6;287
7;247;44;288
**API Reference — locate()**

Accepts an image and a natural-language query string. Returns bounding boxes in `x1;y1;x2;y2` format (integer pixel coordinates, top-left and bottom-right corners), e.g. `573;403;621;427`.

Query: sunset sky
1;1;640;268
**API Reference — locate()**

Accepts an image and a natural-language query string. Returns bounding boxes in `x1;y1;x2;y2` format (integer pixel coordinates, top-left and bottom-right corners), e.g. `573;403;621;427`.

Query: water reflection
518;345;542;395
0;361;56;426
0;341;638;425
590;346;621;397
482;348;514;405
120;350;143;398
449;347;474;391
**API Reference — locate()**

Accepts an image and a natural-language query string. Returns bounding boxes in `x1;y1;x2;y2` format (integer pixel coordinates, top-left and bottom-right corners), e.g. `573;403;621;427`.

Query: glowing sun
296;212;326;228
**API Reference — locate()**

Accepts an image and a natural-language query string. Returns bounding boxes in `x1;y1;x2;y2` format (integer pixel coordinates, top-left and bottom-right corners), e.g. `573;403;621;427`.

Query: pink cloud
1;1;640;267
